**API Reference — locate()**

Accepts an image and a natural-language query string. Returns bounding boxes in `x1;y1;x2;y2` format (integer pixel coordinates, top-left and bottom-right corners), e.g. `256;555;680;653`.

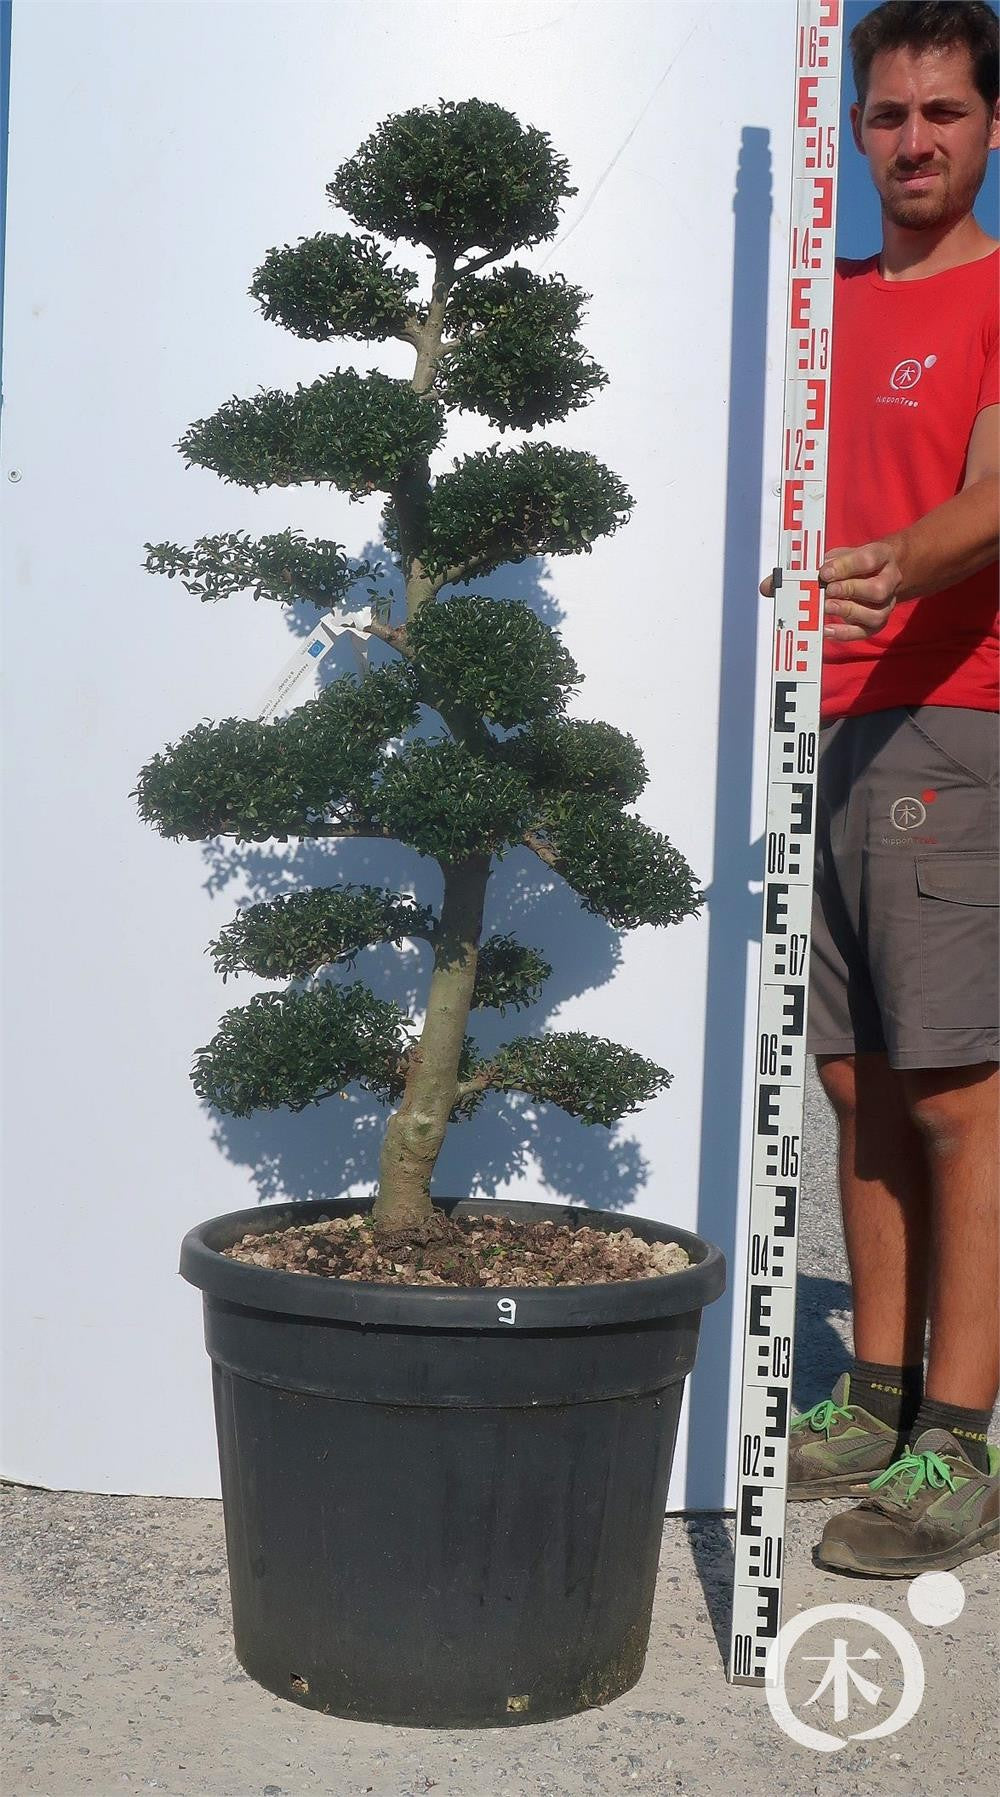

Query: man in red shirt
763;1;1000;1574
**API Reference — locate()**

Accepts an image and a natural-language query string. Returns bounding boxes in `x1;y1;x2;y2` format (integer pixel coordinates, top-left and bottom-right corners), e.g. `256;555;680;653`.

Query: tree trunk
373;851;491;1238
370;252;491;1244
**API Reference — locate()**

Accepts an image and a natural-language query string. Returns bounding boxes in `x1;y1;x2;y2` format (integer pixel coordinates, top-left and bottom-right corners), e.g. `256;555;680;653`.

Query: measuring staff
730;0;1000;1687
729;0;844;1688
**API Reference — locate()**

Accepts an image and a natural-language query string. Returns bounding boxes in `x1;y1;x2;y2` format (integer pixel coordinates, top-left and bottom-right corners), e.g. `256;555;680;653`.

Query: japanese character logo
890;796;927;830
765;1571;965;1752
889;354;937;392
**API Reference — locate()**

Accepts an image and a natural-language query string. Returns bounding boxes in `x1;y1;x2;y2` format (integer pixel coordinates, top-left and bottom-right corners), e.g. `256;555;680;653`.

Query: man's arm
758;404;1000;640
883;401;999;598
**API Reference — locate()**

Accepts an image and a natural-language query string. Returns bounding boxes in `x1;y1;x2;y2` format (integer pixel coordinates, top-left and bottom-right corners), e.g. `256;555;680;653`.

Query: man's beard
880;148;990;230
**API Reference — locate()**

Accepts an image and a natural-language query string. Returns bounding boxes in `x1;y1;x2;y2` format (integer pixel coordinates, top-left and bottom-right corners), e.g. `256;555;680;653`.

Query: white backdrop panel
1;0;791;1503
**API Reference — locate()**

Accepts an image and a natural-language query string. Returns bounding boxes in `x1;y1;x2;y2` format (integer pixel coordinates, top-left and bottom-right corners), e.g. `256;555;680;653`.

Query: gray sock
908;1396;993;1473
849;1358;923;1435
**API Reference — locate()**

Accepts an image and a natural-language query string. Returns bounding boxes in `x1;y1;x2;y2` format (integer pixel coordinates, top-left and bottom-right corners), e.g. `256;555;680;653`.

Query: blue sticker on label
308;642;325;658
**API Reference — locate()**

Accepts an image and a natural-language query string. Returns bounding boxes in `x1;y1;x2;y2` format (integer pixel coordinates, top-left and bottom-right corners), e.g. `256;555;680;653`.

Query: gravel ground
3;1060;998;1796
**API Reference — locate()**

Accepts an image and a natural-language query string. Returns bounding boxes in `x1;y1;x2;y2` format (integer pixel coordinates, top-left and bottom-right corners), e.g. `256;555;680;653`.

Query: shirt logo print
890;359;923;390
888;353;938;392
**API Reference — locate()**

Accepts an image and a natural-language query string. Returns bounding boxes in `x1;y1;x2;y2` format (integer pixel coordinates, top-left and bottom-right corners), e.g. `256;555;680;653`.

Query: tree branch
364;618;412;656
212;821;394;841
196;822;395;841
307;822;394;839
453;249;505;278
395;314;425;347
435;554;492;592
454;1064;498;1102
522;827;560;869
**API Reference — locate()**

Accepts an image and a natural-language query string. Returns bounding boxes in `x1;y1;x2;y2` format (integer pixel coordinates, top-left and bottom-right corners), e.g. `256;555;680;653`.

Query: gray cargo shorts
806;703;999;1068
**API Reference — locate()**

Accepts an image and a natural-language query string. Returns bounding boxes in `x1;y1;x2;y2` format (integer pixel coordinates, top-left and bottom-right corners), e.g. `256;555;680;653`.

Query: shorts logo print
890;797;927;831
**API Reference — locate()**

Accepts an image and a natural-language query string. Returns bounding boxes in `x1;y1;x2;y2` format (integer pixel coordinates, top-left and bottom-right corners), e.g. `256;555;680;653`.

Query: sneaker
815;1427;1000;1577
787;1371;905;1501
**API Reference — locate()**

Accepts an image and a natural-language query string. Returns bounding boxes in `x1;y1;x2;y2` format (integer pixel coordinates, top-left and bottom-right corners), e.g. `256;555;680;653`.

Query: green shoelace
791;1397;852;1438
869;1449;958;1503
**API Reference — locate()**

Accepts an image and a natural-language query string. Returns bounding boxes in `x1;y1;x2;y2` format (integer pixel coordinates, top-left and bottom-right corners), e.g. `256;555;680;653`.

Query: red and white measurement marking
728;0;843;1689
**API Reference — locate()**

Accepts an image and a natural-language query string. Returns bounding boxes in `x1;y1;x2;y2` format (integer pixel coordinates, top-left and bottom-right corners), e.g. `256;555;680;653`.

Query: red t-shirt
821;246;999;722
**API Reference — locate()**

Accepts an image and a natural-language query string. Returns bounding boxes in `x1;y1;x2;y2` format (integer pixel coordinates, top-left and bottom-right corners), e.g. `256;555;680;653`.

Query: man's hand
759;539;903;639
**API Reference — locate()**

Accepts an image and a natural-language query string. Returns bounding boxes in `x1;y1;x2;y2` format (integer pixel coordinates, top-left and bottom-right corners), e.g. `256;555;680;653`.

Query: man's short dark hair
850;1;999;114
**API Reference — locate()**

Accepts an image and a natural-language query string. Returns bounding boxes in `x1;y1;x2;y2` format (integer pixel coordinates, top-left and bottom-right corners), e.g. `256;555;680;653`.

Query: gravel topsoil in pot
221;1210;691;1288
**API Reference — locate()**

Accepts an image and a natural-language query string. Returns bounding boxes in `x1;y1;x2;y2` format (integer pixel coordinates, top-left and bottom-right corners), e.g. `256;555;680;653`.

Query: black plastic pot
180;1196;725;1728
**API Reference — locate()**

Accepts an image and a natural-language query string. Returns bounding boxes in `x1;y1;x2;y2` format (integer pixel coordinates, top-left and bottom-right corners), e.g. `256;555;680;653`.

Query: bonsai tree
132;97;702;1254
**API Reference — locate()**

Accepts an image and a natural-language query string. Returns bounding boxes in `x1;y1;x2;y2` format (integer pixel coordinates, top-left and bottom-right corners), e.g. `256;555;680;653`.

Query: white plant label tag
257;611;370;724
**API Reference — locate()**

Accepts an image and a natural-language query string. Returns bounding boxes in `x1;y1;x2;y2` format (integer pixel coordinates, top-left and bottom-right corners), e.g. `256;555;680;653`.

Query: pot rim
180;1196;726;1330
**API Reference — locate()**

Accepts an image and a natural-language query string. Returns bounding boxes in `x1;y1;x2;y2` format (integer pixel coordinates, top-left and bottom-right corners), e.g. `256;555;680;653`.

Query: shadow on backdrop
683;125;772;1532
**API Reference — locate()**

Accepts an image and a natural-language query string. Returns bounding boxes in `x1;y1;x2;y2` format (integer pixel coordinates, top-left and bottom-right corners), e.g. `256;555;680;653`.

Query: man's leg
785;1050;931;1499
816;1050;931;1366
808;705;999;1566
815;1060;1000;1573
901;1062;1000;1411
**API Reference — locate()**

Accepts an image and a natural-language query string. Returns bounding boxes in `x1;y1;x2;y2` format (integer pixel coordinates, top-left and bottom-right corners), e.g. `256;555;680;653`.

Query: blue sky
837;0;999;255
